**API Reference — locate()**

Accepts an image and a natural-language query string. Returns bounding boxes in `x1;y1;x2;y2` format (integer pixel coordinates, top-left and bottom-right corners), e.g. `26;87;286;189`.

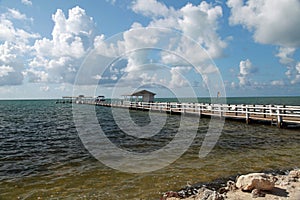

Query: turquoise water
0;97;299;199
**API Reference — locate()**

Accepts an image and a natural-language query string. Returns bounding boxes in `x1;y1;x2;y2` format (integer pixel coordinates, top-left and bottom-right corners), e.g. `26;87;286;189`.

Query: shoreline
161;168;300;200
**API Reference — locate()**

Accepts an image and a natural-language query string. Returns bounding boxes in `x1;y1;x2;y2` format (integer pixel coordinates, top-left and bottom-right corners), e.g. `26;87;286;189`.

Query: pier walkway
95;101;300;128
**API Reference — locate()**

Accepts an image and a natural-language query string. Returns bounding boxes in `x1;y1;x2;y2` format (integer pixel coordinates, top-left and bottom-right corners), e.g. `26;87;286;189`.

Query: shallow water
0;100;299;199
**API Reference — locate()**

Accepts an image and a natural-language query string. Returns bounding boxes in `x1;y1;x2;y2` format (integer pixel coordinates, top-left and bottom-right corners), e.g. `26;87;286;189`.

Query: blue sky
0;0;300;99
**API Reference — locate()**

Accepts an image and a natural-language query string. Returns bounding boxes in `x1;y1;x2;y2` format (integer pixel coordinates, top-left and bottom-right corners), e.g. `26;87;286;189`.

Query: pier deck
93;101;300;128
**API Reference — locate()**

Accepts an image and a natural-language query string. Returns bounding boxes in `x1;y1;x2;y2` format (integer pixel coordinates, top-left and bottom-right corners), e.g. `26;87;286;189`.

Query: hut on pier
122;90;156;103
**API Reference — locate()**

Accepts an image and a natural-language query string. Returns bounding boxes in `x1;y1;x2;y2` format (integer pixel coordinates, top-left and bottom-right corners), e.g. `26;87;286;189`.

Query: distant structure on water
122;90;156;103
56;95;105;104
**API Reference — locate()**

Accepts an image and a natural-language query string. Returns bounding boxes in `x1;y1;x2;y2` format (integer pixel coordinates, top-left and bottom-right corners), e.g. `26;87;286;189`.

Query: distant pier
95;101;300;128
57;92;300;128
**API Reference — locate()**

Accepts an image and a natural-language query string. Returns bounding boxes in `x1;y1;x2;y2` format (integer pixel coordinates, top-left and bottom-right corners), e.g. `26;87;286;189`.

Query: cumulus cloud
21;0;32;6
1;2;225;92
0;8;39;86
271;80;285;86
227;0;300;88
28;6;96;84
132;0;171;18
227;0;300;47
114;0;227;89
238;59;256;86
0;9;38;44
289;62;300;84
132;0;226;60
0;42;23;85
169;66;191;88
276;47;296;64
7;8;28;20
0;65;15;77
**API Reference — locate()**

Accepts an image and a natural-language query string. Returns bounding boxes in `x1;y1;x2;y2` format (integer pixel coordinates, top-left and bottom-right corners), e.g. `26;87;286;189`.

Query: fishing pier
61;90;300;128
98;101;300;128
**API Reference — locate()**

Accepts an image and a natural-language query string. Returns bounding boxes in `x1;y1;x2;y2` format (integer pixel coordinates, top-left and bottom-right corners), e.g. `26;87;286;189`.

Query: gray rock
236;173;276;191
288;169;300;182
251;189;265;198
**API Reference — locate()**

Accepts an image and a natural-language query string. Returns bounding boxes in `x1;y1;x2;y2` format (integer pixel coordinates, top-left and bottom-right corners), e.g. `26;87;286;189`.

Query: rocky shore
161;169;300;200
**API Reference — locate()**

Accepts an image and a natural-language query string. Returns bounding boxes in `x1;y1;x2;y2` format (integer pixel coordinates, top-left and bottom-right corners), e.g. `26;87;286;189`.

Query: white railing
94;100;300;127
108;101;300;119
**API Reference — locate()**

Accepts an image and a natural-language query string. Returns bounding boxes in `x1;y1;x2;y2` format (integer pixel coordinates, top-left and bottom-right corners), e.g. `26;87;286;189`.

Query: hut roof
131;90;156;96
122;89;156;96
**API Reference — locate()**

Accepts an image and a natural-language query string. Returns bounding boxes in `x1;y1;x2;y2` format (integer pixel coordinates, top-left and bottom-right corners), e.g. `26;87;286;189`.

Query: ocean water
0;97;299;199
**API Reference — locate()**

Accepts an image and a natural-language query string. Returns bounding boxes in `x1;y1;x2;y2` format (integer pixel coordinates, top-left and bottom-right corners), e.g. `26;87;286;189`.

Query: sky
0;0;300;99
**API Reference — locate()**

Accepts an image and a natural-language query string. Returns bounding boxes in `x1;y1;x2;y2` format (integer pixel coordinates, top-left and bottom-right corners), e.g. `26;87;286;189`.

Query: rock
218;187;227;194
288;169;300;181
177;186;199;198
161;191;180;200
218;180;237;194
251;189;265;198
236;173;276;191
195;188;224;200
226;180;237;191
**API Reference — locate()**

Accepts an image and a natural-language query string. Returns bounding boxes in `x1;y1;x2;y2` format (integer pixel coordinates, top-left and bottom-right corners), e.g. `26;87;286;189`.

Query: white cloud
23;2;226;90
178;2;226;59
112;0;227;90
271;80;285;86
274;48;300;85
29;6;96;84
131;0;226;60
169;66;191;88
132;0;170;18
0;40;28;86
290;62;300;84
238;59;256;86
276;47;296;64
7;8;28;20
21;0;32;6
0;9;39;44
227;0;300;47
0;9;39;86
239;59;255;76
40;85;50;92
0;65;15;77
93;34;120;57
296;62;300;74
105;0;116;5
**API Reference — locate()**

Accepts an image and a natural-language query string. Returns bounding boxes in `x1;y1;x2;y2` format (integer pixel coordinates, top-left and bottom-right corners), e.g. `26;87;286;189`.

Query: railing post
245;105;250;124
277;106;282;128
198;103;202;117
235;104;238;116
219;104;223;118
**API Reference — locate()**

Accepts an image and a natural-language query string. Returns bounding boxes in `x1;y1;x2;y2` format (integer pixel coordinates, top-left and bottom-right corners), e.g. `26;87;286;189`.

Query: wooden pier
95;101;300;128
